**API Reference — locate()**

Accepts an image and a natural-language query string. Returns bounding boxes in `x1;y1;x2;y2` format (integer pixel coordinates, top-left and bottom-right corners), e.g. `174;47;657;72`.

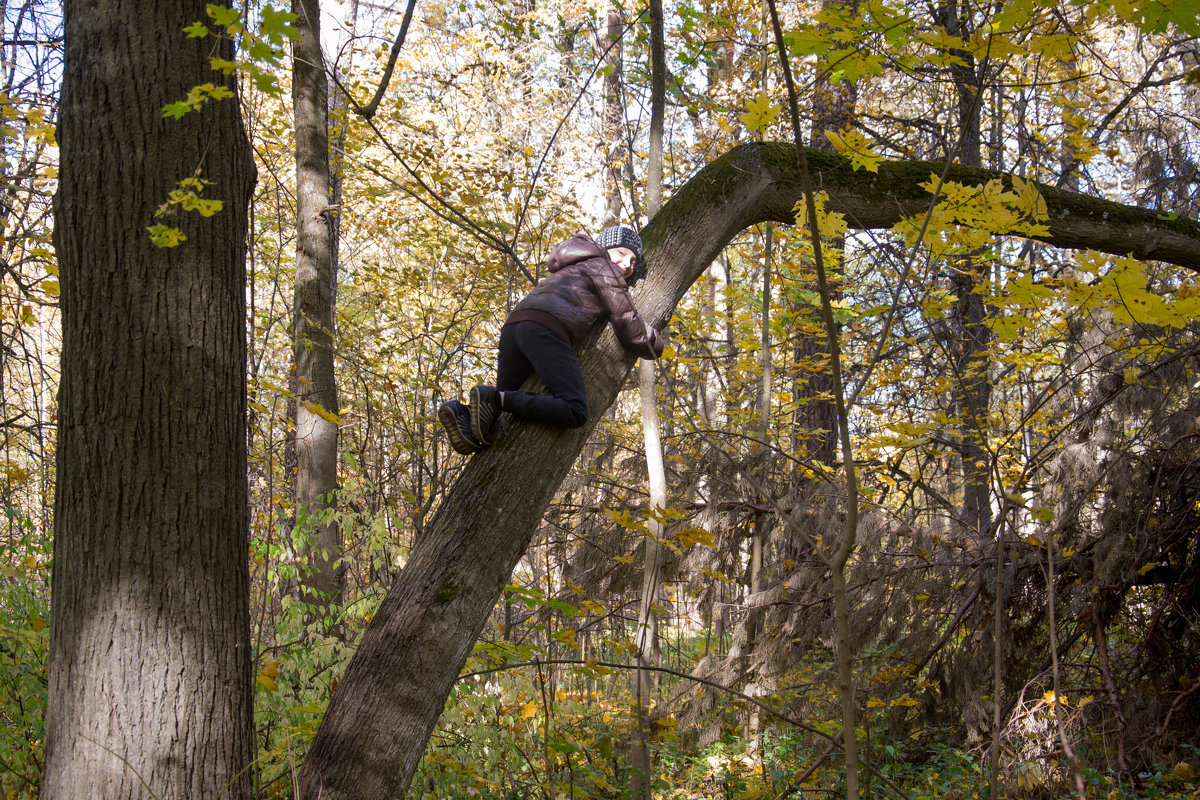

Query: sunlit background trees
3;0;1199;797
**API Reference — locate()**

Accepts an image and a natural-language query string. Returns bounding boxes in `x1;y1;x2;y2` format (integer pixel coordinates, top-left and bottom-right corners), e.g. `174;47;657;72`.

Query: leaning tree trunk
297;141;1200;800
42;1;255;798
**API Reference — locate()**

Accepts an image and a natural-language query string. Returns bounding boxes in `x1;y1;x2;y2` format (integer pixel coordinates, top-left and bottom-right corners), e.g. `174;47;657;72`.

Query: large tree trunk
293;0;342;609
298;141;1200;799
42;1;255;798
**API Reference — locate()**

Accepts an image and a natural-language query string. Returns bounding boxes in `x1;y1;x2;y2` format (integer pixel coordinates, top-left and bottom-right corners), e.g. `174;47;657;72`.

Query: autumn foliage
3;0;1200;798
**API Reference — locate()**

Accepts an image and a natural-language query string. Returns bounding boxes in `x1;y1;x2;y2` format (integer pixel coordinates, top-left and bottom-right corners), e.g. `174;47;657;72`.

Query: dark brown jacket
505;233;665;360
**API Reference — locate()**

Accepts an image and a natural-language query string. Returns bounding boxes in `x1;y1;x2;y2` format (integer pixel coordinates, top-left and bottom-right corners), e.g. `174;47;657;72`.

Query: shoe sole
470;386;499;445
438;403;481;455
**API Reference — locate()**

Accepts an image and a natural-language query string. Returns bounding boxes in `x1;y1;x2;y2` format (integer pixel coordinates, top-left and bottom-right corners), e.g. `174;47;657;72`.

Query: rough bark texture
602;9;624;224
42;1;255;798
298;141;1200;799
796;0;859;471
940;0;994;541
293;0;342;607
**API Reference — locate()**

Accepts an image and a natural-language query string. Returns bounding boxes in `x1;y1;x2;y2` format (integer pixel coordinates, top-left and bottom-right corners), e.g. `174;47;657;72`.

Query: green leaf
184;20;210;38
260;4;301;42
206;84;234;101
147;224;187;248
784;25;830;57
210;56;238;75
206;3;242;30
162;101;193;119
253;70;282;96
247;39;276;63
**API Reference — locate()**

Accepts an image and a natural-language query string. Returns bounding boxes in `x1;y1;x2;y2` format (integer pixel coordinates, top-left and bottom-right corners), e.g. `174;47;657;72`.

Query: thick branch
767;142;1200;268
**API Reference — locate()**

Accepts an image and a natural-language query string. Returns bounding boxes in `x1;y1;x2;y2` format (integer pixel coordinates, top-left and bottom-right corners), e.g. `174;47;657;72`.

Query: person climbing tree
439;224;667;453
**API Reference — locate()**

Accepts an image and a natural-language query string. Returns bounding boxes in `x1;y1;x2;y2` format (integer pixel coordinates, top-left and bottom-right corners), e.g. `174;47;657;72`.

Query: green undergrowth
249;498;386;797
405;621;1200;800
416;675;1200;800
3;507;1198;800
0;511;49;800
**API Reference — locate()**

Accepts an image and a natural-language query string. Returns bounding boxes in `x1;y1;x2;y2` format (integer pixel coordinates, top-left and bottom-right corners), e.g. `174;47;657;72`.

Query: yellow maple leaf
303;400;343;425
676;526;717;549
739;92;781;133
824;127;881;173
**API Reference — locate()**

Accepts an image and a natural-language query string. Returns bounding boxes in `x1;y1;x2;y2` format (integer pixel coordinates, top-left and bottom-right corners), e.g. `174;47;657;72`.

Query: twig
353;0;419;120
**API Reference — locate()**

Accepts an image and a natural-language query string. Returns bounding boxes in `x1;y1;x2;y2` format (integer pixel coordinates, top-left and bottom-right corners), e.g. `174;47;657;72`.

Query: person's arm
592;264;667;360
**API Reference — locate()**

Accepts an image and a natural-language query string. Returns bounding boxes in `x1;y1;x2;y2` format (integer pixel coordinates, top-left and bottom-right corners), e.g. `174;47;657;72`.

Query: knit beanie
595;224;643;258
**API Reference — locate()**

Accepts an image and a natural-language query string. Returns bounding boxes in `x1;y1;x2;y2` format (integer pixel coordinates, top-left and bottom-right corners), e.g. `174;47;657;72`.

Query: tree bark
633;0;672;791
293;0;342;609
298;140;1200;799
602;9;624;223
42;1;255;798
631;4;667;795
794;0;858;471
632;359;666;800
939;0;994;541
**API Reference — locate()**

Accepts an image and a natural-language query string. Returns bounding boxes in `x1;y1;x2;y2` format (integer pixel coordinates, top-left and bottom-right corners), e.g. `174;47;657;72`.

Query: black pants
496;321;589;428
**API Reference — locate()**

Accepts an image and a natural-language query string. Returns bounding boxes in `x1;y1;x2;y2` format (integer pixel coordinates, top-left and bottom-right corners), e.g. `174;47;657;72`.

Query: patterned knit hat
595;224;643;258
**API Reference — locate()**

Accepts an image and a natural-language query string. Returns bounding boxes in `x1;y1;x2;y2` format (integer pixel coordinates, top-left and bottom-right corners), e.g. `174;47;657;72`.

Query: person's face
607;246;637;278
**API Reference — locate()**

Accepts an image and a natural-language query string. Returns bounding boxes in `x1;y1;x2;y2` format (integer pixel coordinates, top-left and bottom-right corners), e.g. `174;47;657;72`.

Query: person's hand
647;322;668;358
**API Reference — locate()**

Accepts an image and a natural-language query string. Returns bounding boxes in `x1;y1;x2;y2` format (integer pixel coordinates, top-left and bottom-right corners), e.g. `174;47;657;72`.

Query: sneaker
470;384;502;445
438;400;482;455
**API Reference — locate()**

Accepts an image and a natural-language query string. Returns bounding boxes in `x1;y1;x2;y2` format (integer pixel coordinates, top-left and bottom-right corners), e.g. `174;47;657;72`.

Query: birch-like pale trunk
293;0;342;611
631;1;667;794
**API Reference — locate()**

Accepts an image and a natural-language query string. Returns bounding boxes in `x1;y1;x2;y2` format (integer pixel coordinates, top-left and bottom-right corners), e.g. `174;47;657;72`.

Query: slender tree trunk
744;5;777;750
765;0;861;794
602;9;624;223
936;2;1004;767
939;0;992;539
631;3;667;793
746;223;773;748
327;0;358;281
297;141;1200;799
41;1;255;797
792;0;859;472
632;358;666;800
293;0;342;610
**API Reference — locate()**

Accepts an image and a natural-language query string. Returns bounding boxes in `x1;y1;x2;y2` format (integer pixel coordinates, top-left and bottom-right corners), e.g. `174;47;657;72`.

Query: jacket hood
547;233;606;273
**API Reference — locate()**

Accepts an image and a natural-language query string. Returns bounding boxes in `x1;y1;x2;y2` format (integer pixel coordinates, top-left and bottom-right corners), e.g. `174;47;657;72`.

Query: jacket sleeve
591;264;666;360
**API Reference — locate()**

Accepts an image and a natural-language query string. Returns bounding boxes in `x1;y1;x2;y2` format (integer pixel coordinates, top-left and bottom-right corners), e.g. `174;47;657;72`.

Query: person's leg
495;322;535;392
467;324;530;444
496;321;588;428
